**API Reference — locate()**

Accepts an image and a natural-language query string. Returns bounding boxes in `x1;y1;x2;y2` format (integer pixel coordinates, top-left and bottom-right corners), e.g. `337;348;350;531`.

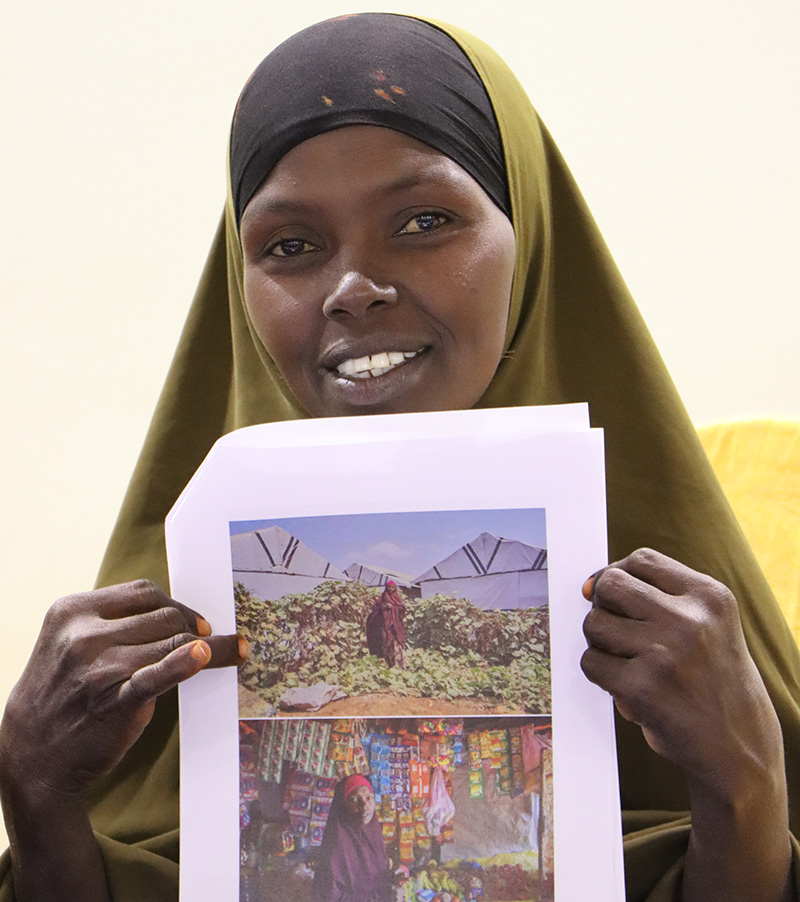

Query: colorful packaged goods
418;719;445;734
436;819;455;845
397;808;415;862
510;749;526;797
380;795;395;820
239;743;255;771
294;722;314;774
308;721;331;774
489;730;505;769
285;787;312;817
379;807;398;842
468;767;484;799
412;800;432;854
240;772;257;800
314;775;337;797
352;734;369;773
409;759;430;798
309;820;326;846
257;721;287;783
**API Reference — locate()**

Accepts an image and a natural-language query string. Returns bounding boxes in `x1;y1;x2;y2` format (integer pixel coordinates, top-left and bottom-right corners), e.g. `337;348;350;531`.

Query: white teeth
336;349;421;378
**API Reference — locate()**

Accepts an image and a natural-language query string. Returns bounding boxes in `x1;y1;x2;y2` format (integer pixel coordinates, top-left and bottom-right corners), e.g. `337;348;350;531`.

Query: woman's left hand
580;548;793;902
580;547;781;788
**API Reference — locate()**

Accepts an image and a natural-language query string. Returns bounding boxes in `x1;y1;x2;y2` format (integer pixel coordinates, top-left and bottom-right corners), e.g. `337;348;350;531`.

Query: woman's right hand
0;579;243;798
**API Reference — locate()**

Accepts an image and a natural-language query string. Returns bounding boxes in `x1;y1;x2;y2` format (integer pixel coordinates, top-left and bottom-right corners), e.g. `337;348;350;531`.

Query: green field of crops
235;581;551;712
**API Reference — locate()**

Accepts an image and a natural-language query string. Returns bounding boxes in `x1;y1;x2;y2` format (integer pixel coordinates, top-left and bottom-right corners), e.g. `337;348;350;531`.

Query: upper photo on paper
229;509;551;719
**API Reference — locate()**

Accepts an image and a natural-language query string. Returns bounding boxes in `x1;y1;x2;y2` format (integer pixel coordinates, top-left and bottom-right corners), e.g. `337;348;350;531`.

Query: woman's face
343;784;376;826
240;125;516;417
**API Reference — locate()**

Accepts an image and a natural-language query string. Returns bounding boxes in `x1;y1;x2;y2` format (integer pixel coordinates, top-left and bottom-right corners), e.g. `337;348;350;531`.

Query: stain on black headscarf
229;13;510;225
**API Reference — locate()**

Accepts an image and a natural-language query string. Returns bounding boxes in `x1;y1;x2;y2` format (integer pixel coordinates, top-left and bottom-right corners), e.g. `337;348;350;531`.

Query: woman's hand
581;549;793;902
0;579;244;902
580;548;780;785
1;579;243;797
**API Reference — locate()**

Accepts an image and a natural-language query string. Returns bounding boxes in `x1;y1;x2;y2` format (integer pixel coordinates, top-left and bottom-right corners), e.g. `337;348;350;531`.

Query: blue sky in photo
230;508;546;579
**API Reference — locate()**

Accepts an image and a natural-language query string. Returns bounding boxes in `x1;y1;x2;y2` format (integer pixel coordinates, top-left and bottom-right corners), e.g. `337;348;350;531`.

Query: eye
396;211;449;235
267;237;319;257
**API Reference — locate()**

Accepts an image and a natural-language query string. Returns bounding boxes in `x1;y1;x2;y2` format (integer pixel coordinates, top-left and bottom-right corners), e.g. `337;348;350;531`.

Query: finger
580;646;648;725
120;640;212;707
205;635;250;669
103;606;197;645
93;582;212;637
613;698;639;723
583;606;646;658
91;580;173;617
610;548;696;597
590;566;666;620
99;632;248;688
580;645;628;694
95;630;214;684
166;601;213;637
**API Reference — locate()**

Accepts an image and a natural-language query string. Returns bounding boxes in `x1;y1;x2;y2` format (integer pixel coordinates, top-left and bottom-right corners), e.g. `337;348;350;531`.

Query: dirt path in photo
238;684;524;719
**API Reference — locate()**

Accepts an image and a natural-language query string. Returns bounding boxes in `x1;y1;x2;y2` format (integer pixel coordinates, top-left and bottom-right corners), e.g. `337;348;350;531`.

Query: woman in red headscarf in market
312;775;390;902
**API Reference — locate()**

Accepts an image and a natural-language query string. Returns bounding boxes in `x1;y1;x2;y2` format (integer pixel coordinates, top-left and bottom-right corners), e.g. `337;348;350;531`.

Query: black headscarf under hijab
229;13;511;224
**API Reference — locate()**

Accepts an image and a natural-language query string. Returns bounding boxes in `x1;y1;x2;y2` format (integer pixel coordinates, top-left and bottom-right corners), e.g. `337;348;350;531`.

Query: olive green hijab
3;14;799;902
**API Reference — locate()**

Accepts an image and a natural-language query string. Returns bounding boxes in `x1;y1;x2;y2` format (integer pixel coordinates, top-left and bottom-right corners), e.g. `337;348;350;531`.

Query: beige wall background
1;0;797;849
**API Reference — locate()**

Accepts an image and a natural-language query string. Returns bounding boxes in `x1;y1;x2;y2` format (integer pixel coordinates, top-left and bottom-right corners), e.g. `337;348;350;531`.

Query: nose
322;271;398;319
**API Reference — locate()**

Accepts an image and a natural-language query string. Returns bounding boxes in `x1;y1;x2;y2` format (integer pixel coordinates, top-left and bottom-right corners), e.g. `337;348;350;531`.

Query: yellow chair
698;420;800;644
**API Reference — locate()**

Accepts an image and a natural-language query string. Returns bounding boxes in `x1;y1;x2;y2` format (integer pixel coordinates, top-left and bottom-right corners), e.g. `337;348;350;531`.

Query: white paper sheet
168;405;623;902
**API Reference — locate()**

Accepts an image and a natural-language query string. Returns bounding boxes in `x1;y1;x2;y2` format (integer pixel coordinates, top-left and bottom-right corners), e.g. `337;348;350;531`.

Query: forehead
240;126;489;223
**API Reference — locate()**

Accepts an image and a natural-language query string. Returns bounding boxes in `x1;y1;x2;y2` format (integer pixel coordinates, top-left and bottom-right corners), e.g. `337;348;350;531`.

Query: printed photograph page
169;407;620;901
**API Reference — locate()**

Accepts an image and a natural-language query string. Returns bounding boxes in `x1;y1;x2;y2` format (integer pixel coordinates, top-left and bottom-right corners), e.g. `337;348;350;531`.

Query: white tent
343;563;415;589
414;532;548;610
230;525;348;601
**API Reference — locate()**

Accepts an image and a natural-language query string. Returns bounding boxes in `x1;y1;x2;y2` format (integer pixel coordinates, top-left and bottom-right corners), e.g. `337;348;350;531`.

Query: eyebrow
241;196;316;222
242;162;464;225
380;167;462;195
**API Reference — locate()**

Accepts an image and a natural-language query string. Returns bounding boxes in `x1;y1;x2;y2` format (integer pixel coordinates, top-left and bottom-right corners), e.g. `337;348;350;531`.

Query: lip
319;344;433;411
319;337;430;372
336;350;423;378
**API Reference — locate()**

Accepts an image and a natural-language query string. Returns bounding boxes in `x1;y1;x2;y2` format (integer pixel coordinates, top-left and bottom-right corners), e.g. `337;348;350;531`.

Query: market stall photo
238;716;553;902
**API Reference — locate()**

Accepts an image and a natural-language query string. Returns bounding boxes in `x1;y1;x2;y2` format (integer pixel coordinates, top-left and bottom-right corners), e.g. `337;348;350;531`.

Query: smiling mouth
335;349;423;379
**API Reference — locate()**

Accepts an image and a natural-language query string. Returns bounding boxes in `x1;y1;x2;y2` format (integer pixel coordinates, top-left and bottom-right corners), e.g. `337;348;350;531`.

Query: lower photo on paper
238;716;553;902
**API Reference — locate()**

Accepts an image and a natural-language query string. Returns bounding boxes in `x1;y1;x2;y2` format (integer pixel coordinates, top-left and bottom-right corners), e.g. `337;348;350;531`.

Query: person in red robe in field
366;582;406;670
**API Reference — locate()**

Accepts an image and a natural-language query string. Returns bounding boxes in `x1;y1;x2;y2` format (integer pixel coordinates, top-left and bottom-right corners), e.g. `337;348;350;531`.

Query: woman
0;13;799;902
366;582;407;669
312;775;390;902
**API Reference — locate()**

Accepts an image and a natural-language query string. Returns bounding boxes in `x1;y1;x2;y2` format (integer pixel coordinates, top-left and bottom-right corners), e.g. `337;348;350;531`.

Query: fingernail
191;640;211;664
196;616;212;637
238;637;251;661
582;576;595;600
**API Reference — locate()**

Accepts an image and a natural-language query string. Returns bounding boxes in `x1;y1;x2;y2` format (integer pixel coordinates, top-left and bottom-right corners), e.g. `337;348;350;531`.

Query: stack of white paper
168;404;623;902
